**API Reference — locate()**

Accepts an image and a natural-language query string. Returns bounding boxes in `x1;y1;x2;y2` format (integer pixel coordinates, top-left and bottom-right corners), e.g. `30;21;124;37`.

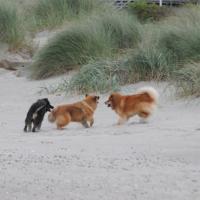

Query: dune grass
30;11;141;79
68;60;126;93
28;0;98;30
65;6;200;95
0;1;24;49
67;46;174;94
125;6;200;87
2;0;200;97
30;23;113;79
159;8;200;63
32;5;200;94
126;25;175;81
128;48;174;81
97;11;141;48
158;7;200;97
173;62;200;97
0;0;99;49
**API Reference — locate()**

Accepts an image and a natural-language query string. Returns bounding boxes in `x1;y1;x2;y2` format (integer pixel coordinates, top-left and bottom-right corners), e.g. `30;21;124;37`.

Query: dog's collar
82;101;94;112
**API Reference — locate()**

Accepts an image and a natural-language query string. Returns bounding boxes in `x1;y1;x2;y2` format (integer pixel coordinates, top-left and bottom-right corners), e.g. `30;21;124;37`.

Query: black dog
24;98;54;132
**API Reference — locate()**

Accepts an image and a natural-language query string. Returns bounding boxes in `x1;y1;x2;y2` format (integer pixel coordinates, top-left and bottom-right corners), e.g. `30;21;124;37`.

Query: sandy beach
0;69;199;200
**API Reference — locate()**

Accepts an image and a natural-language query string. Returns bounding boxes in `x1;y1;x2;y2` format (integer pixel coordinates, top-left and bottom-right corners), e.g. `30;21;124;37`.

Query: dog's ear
42;98;49;104
85;94;88;97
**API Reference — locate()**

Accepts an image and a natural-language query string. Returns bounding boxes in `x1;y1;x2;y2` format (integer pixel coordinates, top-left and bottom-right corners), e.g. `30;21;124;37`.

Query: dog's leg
57;125;64;130
56;114;70;130
32;125;36;132
28;123;32;132
81;120;89;128
37;122;42;130
24;124;27;132
117;117;127;125
138;112;150;124
32;121;38;132
90;118;94;127
56;121;68;130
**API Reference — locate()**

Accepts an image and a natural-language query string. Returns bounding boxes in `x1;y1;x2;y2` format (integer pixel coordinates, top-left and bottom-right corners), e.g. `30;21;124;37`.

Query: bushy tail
137;86;159;104
48;109;56;123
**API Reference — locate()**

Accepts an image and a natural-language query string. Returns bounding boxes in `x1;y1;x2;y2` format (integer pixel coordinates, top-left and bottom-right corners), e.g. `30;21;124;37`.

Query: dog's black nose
105;101;111;107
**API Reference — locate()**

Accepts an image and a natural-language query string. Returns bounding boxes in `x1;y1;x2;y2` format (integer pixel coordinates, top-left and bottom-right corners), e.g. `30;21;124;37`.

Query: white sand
0;69;200;200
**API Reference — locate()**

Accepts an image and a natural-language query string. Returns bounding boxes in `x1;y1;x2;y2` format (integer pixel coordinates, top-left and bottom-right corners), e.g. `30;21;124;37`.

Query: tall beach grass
66;6;200;94
124;25;176;82
2;0;200;97
68;58;137;93
159;6;200;63
173;62;200;97
30;11;141;79
28;0;99;30
69;60;121;93
126;6;200;84
0;1;24;49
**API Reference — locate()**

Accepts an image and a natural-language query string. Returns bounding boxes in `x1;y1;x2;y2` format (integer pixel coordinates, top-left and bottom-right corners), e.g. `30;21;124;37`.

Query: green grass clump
30;24;112;79
159;7;200;63
124;6;200;84
68;58;145;94
126;26;176;82
160;27;200;63
173;62;200;97
98;12;141;48
128;47;173;81
67;45;175;94
0;1;24;49
29;0;98;30
68;60;125;93
31;12;141;79
166;7;200;97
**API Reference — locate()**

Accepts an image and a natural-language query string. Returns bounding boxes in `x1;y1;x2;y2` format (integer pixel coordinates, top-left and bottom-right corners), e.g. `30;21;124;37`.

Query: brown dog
105;87;158;125
48;95;99;129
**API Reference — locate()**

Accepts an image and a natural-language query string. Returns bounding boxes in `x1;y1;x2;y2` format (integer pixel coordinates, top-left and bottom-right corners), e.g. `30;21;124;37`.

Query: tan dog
48;95;99;129
105;87;158;125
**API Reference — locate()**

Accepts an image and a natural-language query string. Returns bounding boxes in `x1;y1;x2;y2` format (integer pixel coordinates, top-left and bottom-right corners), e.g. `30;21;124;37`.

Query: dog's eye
95;96;100;100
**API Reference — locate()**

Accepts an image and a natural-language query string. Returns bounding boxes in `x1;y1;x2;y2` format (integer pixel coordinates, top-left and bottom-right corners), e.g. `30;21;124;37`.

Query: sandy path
0;69;200;200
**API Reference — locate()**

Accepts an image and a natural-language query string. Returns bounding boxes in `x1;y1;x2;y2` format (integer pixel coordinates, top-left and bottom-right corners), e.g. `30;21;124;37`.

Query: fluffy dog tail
137;86;159;104
48;109;56;123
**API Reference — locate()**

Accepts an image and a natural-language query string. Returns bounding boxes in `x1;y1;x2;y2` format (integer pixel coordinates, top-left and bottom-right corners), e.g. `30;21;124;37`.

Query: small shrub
128;0;172;21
